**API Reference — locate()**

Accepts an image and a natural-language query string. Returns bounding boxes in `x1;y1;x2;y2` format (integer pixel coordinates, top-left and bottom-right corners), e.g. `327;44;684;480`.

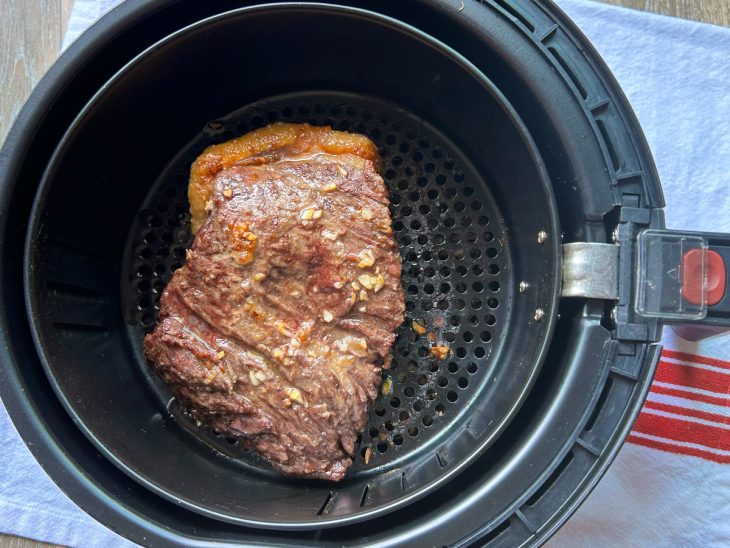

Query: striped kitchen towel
552;327;730;547
630;349;730;464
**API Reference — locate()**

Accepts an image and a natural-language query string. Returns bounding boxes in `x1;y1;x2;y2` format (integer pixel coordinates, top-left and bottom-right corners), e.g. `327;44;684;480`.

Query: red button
682;249;726;306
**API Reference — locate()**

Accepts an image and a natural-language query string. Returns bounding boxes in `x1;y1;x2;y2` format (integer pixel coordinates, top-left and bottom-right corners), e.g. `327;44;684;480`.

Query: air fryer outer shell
0;1;664;546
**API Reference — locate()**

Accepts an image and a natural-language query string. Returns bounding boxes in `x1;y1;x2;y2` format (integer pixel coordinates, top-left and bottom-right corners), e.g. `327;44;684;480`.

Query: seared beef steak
144;127;404;481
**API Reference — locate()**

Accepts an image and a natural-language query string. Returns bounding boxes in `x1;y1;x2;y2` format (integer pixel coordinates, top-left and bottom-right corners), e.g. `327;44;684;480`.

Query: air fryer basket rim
0;0;667;546
22;2;561;529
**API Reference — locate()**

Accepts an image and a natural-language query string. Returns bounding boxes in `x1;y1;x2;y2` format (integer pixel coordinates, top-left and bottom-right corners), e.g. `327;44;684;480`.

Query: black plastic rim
22;2;560;529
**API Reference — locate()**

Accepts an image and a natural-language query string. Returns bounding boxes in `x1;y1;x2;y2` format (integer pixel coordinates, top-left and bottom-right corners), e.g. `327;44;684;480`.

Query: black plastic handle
635;229;730;337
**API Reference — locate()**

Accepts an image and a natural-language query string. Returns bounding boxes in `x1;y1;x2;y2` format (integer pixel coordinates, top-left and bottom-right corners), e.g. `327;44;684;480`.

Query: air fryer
2;1;728;546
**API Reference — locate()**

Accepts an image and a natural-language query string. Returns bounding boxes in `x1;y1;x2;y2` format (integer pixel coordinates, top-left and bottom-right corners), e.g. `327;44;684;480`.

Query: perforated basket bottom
122;92;510;477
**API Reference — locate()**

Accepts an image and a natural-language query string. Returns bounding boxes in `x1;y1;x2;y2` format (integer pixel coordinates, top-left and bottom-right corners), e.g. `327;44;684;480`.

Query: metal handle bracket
561;242;619;300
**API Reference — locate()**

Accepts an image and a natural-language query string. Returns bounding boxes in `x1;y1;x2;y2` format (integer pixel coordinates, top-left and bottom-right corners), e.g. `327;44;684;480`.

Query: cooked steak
144;126;404;481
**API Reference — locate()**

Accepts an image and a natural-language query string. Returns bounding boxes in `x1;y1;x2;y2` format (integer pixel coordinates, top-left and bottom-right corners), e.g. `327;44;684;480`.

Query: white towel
548;2;730;546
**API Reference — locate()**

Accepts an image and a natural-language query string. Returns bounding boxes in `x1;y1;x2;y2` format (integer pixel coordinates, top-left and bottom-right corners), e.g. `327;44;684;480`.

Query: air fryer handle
635;229;730;337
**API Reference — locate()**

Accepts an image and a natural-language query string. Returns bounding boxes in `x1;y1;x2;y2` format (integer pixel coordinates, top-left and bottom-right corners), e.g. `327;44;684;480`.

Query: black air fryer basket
3;1;729;546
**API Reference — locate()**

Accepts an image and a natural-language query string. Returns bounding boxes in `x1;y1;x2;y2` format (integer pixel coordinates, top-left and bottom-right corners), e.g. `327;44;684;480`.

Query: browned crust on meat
188;123;379;234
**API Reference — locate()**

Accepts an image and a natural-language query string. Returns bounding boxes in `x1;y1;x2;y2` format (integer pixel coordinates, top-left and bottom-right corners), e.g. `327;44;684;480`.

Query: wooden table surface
0;0;728;546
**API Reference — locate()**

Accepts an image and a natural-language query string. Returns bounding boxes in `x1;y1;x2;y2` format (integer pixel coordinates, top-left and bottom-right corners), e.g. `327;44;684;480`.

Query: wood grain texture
0;533;63;548
0;0;73;143
597;0;730;27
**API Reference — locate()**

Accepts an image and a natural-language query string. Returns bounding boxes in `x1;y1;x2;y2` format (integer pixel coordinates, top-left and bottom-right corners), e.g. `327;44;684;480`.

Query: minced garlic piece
215;351;225;360
373;273;385;293
358;274;374;290
381;377;393;395
377;221;393;234
349;338;368;357
222;187;233;198
204;369;218;383
364;447;372;464
351;281;361;290
274;320;293;337
272;348;285;359
323;310;334;323
358;249;375;268
337;165;348;176
253;272;266;281
228;222;257;265
333;280;344;289
360;208;373;221
249;370;261;386
323;182;337;192
431;345;450;360
286;387;305;404
322;229;338;241
412;321;427;335
359;290;368;301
